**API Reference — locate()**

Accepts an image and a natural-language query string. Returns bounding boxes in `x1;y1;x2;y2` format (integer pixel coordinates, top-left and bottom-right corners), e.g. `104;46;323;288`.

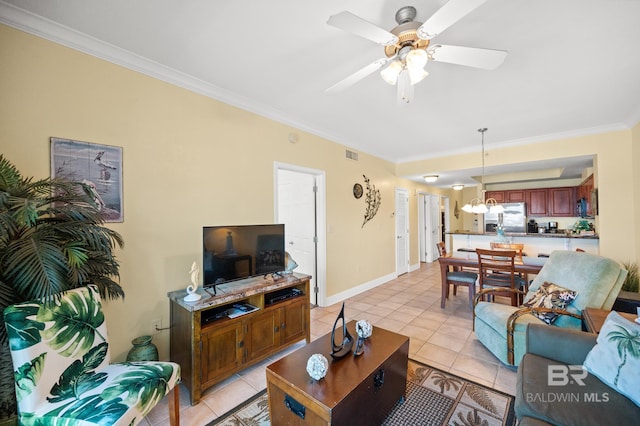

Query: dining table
439;251;547;307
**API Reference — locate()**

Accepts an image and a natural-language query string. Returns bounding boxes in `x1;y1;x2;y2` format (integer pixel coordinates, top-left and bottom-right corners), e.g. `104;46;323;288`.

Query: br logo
548;365;588;386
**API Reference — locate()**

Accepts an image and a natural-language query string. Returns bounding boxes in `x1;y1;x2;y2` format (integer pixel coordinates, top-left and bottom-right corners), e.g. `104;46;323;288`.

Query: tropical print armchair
3;285;181;425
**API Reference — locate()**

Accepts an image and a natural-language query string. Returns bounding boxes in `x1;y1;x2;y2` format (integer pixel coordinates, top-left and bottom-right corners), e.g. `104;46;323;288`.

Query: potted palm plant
0;155;124;424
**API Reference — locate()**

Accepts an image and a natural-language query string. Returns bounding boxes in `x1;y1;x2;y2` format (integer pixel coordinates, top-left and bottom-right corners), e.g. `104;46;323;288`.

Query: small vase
126;335;159;362
494;227;509;243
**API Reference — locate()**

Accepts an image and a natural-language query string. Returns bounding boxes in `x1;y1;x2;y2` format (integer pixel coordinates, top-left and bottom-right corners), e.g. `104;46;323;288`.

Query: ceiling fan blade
417;0;487;40
428;45;507;70
327;11;399;46
325;58;391;94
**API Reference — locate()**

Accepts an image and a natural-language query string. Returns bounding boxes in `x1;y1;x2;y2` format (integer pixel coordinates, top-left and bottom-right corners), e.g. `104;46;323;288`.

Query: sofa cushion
583;311;640;407
516;352;640;425
522;282;577;324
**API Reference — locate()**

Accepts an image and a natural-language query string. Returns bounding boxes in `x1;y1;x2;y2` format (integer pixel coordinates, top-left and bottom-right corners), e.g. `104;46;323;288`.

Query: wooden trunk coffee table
266;320;409;425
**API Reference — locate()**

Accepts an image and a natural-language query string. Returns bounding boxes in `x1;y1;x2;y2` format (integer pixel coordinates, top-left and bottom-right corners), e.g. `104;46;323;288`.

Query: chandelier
461;128;504;214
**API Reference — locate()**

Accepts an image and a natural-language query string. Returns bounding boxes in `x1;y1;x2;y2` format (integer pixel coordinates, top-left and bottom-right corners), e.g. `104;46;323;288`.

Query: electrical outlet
150;318;161;335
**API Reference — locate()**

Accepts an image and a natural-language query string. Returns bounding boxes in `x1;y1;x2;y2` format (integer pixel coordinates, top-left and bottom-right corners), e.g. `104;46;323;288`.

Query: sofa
515;324;640;425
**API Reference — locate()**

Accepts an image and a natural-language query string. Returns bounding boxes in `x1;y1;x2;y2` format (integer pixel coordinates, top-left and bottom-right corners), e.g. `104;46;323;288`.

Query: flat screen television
203;224;285;288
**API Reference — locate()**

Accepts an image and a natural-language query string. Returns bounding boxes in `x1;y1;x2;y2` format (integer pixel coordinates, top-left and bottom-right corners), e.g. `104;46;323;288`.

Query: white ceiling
2;0;639;188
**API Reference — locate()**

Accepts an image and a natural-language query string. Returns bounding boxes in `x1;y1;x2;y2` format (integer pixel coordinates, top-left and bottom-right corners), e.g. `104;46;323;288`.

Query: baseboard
324;272;397;306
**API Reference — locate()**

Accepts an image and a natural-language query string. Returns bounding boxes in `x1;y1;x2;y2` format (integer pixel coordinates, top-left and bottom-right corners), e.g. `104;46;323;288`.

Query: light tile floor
144;260;516;425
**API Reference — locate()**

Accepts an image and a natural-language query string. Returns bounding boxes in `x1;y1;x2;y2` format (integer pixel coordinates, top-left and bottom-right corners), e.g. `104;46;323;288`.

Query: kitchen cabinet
526;189;549;217
485;191;505;203
485;190;526;203
488;185;582;217
548;187;576;217
577;174;595;217
506;190;526;202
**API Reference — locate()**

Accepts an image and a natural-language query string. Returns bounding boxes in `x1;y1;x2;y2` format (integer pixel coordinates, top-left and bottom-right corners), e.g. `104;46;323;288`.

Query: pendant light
461;128;504;214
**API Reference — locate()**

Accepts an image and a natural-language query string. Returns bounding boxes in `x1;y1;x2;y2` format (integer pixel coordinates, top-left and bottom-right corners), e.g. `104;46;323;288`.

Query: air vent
346;150;359;161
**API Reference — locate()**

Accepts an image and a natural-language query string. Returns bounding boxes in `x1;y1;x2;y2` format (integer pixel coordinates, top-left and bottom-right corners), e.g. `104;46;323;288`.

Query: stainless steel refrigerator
484;202;527;233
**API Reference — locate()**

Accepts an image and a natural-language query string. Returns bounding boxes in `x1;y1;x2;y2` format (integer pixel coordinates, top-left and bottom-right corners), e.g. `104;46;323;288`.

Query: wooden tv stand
168;273;311;405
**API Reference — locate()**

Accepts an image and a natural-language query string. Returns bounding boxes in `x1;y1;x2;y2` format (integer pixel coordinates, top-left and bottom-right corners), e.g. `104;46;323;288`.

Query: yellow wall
633;121;640;260
0;25;446;360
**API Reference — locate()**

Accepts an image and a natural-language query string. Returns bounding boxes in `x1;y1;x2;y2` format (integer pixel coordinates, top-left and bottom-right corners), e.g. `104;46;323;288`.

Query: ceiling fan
326;0;508;104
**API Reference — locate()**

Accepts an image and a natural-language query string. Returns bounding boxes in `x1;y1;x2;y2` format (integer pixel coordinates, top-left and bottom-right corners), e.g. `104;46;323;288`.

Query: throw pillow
583;311;640;407
522;281;577;324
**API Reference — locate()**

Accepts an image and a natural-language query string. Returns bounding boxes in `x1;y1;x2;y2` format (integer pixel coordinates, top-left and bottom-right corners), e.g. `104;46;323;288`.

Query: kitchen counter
447;232;599;257
447;231;599;239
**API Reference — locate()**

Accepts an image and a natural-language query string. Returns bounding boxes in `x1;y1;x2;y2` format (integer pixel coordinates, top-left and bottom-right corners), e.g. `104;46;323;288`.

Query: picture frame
50;137;124;222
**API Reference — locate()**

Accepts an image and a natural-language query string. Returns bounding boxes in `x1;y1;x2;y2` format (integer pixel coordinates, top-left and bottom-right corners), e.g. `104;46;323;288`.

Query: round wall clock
353;183;363;199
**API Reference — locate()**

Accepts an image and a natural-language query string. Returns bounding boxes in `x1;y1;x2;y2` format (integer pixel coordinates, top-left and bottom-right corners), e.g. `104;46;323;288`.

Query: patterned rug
207;359;516;426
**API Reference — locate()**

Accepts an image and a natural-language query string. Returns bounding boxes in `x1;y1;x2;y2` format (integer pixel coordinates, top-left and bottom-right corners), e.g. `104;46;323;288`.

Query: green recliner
473;250;627;366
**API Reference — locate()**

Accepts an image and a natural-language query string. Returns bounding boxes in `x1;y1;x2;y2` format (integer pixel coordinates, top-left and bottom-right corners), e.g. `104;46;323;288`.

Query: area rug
207;359;516;426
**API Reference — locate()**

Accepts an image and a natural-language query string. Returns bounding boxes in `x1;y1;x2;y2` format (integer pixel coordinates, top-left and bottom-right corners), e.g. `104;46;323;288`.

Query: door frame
395;188;410;276
274;162;327;307
418;192;441;263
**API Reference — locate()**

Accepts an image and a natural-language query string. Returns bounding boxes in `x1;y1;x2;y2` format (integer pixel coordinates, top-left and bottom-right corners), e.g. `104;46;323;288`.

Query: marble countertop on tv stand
167;273;311;312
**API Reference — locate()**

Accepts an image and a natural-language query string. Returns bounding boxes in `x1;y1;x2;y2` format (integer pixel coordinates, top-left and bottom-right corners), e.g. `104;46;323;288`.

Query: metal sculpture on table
353;319;373;356
330;302;353;359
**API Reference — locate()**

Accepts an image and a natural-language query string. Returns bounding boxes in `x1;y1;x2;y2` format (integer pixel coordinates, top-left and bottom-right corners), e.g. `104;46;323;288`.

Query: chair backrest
476;248;518;287
527;250;628;326
3;285;112;413
436;241;446;256
490;242;524;260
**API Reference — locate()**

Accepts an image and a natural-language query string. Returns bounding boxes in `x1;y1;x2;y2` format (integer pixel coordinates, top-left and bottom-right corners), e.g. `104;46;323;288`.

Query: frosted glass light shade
380;60;402;84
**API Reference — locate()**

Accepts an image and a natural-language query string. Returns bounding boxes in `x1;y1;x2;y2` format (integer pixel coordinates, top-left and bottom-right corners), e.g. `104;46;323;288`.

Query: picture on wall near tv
203;224;285;287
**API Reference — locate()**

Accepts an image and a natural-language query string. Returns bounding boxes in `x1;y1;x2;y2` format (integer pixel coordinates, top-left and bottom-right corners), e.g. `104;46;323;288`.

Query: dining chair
489;242;528;291
489;242;525;261
476;248;527;306
438;242;479;310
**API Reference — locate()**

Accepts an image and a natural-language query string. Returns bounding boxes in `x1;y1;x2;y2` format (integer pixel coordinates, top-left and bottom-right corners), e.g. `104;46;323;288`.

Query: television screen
203;224;285;287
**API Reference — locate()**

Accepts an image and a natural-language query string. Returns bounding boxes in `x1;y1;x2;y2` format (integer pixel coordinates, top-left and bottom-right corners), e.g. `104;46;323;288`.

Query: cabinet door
485;191;505;203
549;187;576;217
201;321;243;386
281;299;308;345
526;189;548;216
246;309;280;361
581;175;594;216
506;190;526;202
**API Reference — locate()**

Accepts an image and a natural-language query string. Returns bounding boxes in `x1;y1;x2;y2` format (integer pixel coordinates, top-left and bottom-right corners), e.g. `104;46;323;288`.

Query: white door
418;193;427;263
423;194;440;262
395;188;409;275
420;194;440;263
276;167;324;306
442;196;451;253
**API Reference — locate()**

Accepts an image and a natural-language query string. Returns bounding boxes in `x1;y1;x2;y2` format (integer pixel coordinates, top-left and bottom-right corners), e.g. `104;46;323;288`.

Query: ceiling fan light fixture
397;69;414;104
380;60;402;84
406;49;428;69
409;67;429;85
